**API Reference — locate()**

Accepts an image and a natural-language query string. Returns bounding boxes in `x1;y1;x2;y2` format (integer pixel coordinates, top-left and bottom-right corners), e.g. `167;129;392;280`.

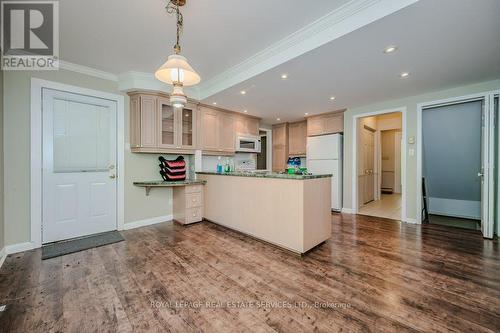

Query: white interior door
362;128;375;204
42;88;117;243
480;95;496;239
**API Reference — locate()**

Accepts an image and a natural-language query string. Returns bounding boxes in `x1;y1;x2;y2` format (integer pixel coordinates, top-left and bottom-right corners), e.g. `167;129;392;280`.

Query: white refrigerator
307;134;343;211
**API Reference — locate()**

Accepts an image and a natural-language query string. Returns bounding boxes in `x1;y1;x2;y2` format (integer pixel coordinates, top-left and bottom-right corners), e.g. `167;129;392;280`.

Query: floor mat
42;231;124;260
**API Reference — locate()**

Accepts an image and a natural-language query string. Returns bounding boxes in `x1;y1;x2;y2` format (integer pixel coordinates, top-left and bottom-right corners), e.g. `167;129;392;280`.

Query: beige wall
343;78;500;221
3;70;171;246
0;69;4;250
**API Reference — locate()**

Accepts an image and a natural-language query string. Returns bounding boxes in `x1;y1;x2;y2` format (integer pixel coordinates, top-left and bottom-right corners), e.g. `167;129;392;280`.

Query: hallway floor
358;193;402;220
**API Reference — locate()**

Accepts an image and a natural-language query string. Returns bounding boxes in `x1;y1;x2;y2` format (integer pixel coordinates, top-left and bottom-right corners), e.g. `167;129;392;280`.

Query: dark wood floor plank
0;213;498;333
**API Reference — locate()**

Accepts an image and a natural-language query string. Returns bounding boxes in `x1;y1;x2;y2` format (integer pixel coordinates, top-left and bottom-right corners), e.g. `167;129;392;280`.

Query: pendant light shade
155;54;201;87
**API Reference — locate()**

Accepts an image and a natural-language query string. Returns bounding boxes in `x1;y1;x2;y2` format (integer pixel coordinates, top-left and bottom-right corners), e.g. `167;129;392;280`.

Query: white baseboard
341;208;354;214
123;215;173;230
0;247;6;270
404;217;419;224
428;198;481;220
5;242;36;255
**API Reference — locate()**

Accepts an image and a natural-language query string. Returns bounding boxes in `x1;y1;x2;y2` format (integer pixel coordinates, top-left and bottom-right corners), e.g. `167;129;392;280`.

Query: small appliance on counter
287;157;307;174
159;156;186;181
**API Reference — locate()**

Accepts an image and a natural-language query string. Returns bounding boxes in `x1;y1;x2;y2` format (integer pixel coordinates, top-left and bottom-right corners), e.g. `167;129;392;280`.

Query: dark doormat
42;231;125;260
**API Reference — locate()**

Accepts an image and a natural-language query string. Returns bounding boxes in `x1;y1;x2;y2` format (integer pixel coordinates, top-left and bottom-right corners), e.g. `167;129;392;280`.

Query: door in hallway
362;127;375;204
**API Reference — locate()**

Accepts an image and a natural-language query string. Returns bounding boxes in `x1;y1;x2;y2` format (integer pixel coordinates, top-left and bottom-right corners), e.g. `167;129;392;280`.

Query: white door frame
352;107;408;222
416;90;500;237
30;78;125;248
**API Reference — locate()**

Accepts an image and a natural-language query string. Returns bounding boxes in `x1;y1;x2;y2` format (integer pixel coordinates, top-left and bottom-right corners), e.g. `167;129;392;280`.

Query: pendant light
155;0;201;109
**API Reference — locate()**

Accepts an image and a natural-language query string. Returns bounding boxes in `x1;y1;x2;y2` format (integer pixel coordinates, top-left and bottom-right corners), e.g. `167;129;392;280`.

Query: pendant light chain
166;1;184;54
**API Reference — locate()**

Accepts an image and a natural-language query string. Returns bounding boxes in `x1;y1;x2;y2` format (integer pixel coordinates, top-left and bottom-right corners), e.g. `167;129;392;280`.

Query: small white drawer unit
173;185;204;224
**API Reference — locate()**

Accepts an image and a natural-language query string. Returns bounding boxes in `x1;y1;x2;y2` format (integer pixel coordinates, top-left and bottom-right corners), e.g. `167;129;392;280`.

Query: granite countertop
196;171;332;180
133;180;207;187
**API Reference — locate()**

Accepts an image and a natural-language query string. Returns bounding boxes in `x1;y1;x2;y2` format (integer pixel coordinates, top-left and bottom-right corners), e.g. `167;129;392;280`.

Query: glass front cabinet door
158;98;197;150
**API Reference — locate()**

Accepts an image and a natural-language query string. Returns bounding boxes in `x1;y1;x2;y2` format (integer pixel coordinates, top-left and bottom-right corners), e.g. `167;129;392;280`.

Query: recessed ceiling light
281;74;288;79
276;118;281;121
243;110;248;113
212;102;217;105
400;72;410;78
330;96;336;101
240;90;246;95
383;45;397;54
304;113;309;116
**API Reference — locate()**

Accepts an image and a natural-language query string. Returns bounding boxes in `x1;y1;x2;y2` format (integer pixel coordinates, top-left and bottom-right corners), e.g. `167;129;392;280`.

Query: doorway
31;79;125;248
356;111;404;221
417;91;498;239
257;130;267;170
42;89;118;243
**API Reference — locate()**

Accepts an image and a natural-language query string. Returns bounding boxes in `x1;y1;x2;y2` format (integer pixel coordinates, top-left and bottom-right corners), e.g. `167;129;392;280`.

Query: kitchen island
196;172;332;254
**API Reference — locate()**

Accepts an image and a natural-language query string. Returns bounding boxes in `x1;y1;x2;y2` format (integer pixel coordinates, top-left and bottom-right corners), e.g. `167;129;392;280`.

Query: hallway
358;193;402;220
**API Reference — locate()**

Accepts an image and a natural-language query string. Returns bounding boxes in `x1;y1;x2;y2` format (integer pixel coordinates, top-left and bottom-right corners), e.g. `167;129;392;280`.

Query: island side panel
198;174;303;253
301;177;332;252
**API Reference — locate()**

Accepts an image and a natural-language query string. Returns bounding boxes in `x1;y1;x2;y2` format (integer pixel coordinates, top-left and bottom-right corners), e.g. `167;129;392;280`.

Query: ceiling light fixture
383;45;397;54
400;72;410;78
240;90;246;95
212;102;217;105
243;110;248;113
304;113;309;116
330;96;336;101
155;0;200;109
276;118;281;121
281;74;288;79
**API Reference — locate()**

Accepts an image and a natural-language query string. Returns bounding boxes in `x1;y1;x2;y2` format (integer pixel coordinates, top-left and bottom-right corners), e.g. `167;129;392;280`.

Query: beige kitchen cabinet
173;185;204;225
307;110;345;136
130;94;158;148
201;107;236;154
288;121;307;156
129;92;199;153
272;123;289;172
235;115;259;136
158;98;198;150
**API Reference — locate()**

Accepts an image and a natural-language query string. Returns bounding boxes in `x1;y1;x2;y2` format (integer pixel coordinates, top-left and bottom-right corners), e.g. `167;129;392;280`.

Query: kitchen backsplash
202;153;257;172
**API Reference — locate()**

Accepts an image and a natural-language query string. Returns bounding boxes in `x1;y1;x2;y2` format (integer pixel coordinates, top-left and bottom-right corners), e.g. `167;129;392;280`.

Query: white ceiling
59;0;350;79
205;0;500;123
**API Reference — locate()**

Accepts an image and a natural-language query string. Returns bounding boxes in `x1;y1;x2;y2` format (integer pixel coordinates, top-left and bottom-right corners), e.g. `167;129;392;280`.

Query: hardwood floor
0;214;499;332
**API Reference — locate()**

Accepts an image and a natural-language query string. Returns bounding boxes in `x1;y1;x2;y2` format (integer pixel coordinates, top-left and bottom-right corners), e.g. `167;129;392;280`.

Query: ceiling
59;0;350;79
206;0;500;123
59;0;500;124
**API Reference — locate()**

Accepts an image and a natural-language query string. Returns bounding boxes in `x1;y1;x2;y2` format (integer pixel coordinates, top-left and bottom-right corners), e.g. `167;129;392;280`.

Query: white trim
0;247;6;269
30;78;125;248
341;208;354;214
416;90;499;233
5;242;36;255
59;60;118;82
123;215;173;230
196;0;418;99
405;218;418;224
352;107;408;222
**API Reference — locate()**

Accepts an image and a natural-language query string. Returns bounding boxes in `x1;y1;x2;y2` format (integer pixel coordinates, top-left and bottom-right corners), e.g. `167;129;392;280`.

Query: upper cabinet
307;110;345;136
235;115;259;136
200;106;238;155
288;121;307;156
129;92;259;155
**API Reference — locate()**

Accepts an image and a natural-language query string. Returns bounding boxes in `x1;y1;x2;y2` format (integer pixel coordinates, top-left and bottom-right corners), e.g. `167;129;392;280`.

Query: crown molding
196;0;419;100
59;60;119;82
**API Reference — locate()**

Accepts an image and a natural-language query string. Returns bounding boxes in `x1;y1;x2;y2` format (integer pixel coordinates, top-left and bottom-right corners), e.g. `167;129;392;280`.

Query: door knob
110;174;116;179
477;172;484;177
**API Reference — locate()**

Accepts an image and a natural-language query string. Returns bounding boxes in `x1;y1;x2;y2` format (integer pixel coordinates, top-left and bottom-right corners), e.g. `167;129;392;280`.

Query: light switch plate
409;148;415;156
